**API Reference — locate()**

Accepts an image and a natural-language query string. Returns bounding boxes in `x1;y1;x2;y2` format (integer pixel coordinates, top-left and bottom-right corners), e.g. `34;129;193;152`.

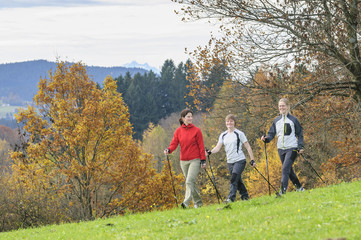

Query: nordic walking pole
300;154;326;184
203;168;223;203
253;166;281;197
264;141;271;196
207;154;222;202
166;154;178;205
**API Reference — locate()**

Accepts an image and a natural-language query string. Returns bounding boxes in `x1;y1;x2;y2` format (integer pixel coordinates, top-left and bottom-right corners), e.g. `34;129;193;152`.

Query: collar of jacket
280;113;291;117
181;123;194;129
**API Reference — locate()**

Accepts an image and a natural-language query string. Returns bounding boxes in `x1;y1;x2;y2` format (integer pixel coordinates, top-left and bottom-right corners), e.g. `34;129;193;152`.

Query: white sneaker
296;186;305;192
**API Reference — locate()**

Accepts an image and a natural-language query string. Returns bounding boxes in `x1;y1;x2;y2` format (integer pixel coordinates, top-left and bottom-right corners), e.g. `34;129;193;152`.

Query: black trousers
227;160;249;201
278;148;302;193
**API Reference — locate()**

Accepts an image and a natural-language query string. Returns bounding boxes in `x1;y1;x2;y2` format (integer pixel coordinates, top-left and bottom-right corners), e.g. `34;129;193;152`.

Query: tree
116;59;192;139
125;72;160;139
173;0;361;184
159;59;177;115
0;139;11;175
10;62;172;221
115;71;132;95
141;123;170;172
0;125;19;149
173;0;361;105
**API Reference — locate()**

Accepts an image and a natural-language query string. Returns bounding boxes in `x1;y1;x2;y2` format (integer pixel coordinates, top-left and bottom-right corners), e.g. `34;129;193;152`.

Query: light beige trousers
180;158;202;206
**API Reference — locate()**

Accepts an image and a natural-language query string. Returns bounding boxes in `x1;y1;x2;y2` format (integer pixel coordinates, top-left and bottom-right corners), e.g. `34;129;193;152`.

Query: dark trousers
227;160;249;201
278;148;302;193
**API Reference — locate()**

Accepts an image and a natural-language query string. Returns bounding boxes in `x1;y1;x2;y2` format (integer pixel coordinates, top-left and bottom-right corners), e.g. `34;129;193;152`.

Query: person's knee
230;173;239;183
282;163;292;173
186;178;196;185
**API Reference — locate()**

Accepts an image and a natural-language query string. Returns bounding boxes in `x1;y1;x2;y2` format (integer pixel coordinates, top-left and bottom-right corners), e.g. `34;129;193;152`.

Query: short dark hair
179;109;193;125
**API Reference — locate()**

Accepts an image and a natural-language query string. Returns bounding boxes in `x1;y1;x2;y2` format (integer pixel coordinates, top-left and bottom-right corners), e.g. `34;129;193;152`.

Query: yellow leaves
8;61;151;218
245;139;283;197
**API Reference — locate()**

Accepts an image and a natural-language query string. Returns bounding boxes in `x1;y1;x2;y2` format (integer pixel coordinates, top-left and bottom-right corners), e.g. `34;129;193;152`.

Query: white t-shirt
218;129;248;163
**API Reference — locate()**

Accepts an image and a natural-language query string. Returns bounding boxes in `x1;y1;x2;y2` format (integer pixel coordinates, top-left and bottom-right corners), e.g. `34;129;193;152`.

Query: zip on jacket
265;113;304;150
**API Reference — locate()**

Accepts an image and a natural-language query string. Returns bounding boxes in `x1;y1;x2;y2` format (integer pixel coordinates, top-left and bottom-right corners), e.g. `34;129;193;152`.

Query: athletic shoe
296;186;305;192
180;203;188;209
241;195;250;201
278;189;286;197
194;204;202;208
225;199;233;204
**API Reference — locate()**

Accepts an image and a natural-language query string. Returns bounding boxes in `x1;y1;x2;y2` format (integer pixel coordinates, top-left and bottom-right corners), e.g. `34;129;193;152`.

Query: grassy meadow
1;180;360;240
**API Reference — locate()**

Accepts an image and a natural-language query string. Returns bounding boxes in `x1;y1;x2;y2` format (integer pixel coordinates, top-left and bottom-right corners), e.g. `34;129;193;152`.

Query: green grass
1;181;361;240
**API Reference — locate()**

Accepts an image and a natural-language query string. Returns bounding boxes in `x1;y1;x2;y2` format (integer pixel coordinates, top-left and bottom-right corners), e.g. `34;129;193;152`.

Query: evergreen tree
171;62;188;112
159;59;176;116
114;59;193;140
115;72;132;95
202;62;229;110
125;72;160;139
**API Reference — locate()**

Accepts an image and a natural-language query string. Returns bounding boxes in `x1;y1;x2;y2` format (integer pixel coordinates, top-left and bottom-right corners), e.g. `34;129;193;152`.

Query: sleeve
217;133;223;146
196;128;206;161
168;128;179;153
265;121;276;143
240;131;248;144
294;118;304;149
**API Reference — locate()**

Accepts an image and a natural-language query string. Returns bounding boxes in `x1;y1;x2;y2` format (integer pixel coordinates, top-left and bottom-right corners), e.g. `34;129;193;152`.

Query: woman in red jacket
164;109;206;209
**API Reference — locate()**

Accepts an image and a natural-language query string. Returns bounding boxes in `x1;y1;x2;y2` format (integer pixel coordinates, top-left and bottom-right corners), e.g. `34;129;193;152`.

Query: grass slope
1;181;360;240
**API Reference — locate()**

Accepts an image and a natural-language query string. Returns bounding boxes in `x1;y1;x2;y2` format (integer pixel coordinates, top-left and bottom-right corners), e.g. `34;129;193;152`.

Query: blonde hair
279;98;291;114
225;114;237;126
279;98;290;107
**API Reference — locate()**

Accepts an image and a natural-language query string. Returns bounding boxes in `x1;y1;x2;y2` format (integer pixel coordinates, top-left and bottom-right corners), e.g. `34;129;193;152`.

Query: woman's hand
250;160;256;168
201;160;206;169
164;149;170;155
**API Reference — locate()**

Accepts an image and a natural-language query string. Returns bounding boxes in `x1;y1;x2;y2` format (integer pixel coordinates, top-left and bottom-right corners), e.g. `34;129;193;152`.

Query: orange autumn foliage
10;62;179;221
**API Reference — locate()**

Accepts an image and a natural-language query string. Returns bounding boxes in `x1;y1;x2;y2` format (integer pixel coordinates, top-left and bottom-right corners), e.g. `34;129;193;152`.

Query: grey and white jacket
265;113;304;150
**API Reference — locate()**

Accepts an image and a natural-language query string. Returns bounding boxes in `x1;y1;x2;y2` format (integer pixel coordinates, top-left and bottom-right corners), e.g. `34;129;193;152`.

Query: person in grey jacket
261;98;304;194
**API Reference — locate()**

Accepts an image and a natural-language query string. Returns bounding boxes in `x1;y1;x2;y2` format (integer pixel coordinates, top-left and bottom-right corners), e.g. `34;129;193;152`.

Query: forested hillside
0;60;148;103
0;59;226;140
115;59;226;139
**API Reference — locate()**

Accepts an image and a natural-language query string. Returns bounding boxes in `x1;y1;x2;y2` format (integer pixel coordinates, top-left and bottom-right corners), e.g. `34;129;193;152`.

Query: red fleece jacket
168;123;206;161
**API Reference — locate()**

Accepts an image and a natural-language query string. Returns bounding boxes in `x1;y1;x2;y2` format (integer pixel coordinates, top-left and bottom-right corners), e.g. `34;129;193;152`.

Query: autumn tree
173;0;361;185
10;62;176;221
0;125;19;150
142;123;170;172
174;0;361;105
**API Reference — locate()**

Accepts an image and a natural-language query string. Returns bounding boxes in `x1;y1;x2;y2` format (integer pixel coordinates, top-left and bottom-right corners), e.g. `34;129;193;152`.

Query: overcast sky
0;0;218;70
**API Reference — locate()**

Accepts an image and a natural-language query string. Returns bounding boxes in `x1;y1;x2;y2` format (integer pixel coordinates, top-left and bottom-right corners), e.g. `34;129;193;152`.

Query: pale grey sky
0;0;217;70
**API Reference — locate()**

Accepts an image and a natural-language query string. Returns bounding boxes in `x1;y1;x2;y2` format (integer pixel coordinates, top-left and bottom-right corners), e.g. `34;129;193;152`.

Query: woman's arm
195;128;206;160
244;141;255;166
207;142;222;155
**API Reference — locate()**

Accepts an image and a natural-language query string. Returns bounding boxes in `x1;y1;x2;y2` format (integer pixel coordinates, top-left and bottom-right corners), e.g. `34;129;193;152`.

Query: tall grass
1;180;360;240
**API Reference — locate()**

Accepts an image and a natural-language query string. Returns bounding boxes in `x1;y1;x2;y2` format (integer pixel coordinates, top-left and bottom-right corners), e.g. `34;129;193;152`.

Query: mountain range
0;60;157;103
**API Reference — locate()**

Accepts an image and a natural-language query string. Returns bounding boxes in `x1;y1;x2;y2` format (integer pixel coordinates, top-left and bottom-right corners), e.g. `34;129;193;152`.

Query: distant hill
0;60;149;102
122;61;160;74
